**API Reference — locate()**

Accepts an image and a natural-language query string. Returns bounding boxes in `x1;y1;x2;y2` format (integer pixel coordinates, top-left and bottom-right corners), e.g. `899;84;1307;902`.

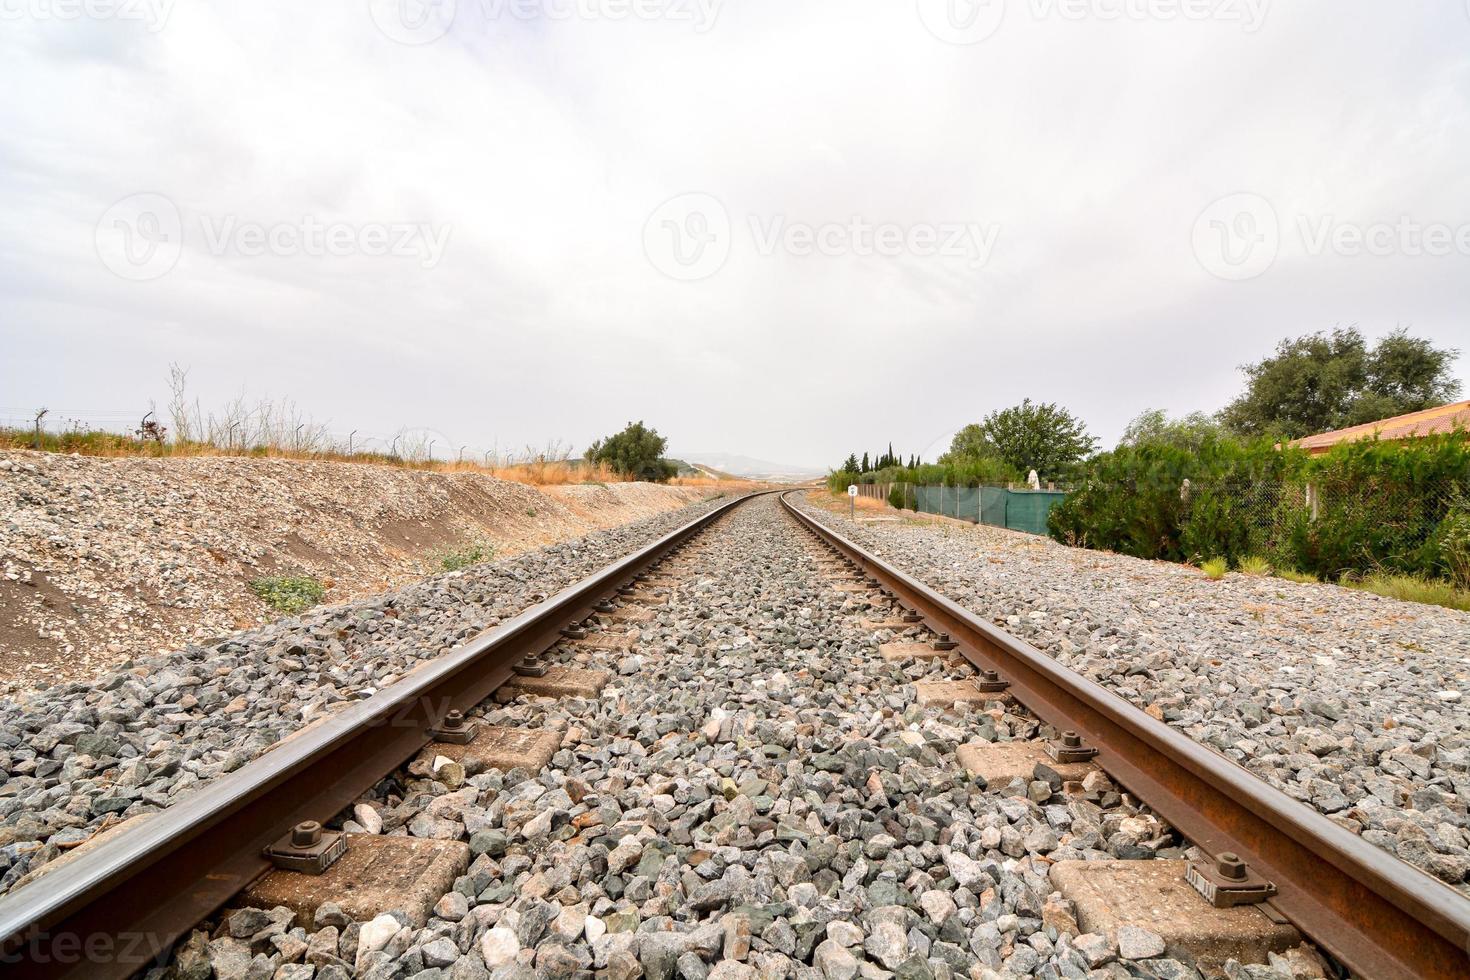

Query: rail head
780;489;1470;980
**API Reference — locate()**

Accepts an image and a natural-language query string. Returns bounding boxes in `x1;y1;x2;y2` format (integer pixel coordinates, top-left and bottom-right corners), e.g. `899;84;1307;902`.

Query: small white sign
848;485;858;497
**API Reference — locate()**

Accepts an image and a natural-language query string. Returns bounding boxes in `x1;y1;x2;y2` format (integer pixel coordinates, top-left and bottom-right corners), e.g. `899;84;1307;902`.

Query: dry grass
483;460;629;486
0;429;654;487
807;490;893;513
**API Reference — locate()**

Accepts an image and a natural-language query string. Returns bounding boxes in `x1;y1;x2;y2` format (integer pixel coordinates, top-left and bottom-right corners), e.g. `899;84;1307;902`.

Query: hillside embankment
0;451;723;691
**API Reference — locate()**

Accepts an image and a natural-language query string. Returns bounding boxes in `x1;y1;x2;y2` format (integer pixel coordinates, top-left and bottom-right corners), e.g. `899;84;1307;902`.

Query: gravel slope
795;493;1470;892
0;450;715;691
160;497;1326;980
0;493;736;896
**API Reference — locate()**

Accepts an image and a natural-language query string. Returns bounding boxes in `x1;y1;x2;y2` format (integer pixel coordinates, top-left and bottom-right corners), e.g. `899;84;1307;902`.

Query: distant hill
664;458;735;481
676;452;825;483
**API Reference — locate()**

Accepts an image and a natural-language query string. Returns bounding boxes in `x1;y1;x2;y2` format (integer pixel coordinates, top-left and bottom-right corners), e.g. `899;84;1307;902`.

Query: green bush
585;421;678;482
1048;436;1289;562
1050;432;1470;585
248;576;326;614
1280;437;1469;580
1433;506;1470;589
887;484;917;510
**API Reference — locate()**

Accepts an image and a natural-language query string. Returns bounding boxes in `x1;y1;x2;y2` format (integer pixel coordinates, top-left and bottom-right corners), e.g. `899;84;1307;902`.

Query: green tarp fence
908;485;1067;535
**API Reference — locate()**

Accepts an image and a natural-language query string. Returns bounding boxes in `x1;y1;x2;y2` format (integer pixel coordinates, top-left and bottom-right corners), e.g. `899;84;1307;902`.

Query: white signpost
848;484;858;519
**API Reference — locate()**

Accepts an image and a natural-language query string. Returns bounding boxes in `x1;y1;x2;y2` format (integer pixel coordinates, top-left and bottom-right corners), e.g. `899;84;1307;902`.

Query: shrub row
1047;434;1470;585
826;457;1020;494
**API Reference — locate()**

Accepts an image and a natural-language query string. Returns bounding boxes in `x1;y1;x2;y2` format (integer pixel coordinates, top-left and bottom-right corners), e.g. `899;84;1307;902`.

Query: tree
1119;409;1224;453
1221;327;1461;439
861;452;870;472
584;421;678;482
842;453;860;473
942;423;996;462
972;399;1096;477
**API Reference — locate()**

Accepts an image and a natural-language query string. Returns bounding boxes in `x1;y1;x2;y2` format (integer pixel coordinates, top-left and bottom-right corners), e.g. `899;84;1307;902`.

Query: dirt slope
0;451;718;691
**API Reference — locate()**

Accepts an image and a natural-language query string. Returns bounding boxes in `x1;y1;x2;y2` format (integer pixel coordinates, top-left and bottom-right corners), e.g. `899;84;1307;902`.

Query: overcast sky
3;1;1469;469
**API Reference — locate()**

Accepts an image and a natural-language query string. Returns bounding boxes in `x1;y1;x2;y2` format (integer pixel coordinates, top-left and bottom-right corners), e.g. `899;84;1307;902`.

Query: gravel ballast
795;493;1470;893
154;496;1327;979
0;492;737;896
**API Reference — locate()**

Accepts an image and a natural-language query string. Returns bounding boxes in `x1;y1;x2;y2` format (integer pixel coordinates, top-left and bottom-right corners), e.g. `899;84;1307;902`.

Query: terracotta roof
1291;400;1470;452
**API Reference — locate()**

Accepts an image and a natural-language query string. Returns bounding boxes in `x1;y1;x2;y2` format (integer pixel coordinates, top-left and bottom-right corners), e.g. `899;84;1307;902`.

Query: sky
3;0;1469;470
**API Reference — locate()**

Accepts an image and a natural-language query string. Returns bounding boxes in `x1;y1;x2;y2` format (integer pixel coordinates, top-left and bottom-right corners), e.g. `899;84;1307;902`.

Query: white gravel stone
479;926;520;967
355;914;401;959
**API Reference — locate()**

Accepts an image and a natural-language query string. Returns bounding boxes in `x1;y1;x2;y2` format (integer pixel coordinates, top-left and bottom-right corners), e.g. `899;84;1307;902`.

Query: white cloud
2;1;1468;467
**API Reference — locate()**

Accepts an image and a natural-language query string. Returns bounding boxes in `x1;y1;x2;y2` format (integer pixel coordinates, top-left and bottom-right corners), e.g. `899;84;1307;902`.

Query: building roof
1291;399;1470;454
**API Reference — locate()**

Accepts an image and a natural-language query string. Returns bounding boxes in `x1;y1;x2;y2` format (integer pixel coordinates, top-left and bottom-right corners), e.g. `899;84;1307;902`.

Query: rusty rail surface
781;491;1470;980
0;490;771;980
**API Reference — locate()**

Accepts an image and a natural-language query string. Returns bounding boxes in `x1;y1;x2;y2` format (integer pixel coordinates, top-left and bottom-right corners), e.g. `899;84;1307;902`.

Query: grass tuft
1237;555;1272;576
248;576;326;614
1348;572;1470;612
1200;557;1229;580
1277;568;1319;585
437;542;494;573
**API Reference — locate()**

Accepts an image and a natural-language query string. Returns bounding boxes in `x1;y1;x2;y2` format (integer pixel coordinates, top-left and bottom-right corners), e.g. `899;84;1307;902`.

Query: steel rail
0;490;772;980
781;491;1470;980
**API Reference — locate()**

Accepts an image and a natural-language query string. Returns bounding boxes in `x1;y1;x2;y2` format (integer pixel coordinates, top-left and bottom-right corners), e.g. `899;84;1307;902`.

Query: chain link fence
1185;475;1468;580
853;482;1067;535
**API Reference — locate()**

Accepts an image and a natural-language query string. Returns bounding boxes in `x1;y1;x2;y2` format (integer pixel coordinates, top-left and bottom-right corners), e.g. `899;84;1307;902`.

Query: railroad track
1;490;1467;978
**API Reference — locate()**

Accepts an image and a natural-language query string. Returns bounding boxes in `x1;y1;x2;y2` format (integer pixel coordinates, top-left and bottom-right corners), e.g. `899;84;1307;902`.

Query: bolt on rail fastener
429;708;478;745
1048;730;1099;764
514;655;550;677
1186;851;1278;908
264;820;347;875
975;669;1010;693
